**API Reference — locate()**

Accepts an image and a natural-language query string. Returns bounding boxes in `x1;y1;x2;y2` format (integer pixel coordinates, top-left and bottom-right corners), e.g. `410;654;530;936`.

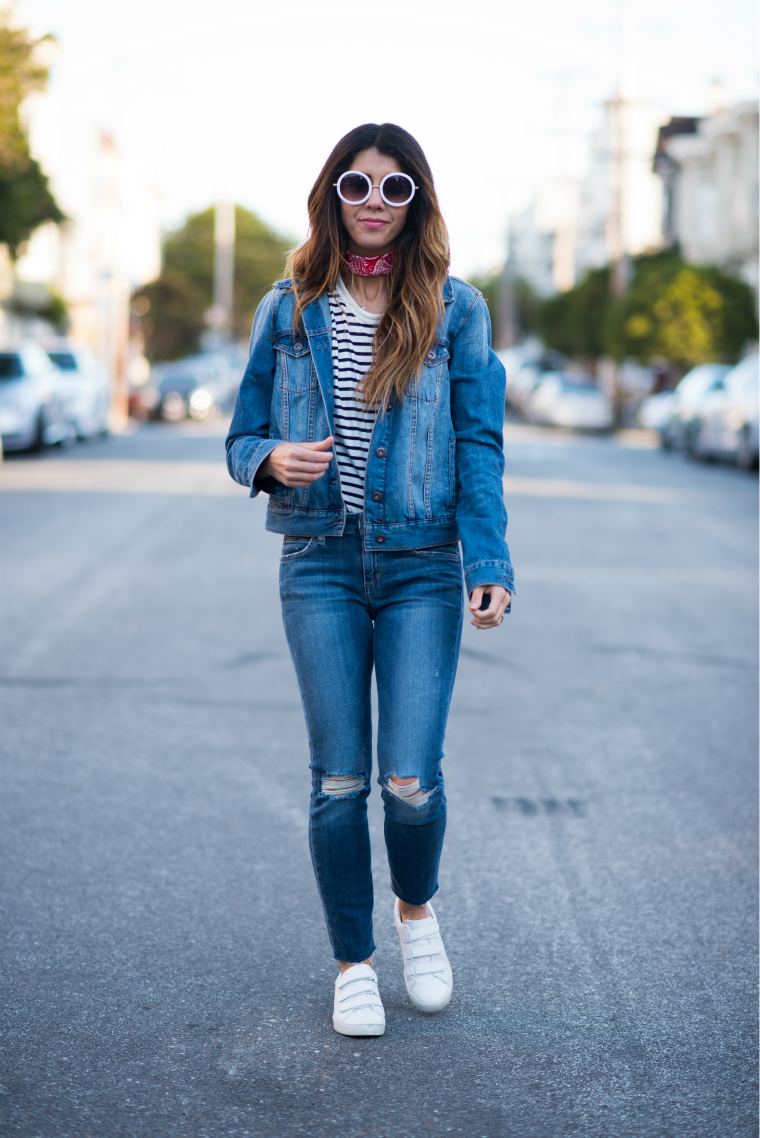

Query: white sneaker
332;963;385;1037
394;898;453;1013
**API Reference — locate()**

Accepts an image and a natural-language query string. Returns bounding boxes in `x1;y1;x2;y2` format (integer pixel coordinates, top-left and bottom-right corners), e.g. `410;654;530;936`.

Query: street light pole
213;202;235;342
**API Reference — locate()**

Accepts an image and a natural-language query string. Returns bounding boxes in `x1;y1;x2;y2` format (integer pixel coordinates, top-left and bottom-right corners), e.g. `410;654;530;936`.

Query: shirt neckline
333;276;382;324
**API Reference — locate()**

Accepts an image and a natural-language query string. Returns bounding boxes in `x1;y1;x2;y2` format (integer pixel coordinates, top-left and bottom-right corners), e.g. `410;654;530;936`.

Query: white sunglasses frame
334;170;418;208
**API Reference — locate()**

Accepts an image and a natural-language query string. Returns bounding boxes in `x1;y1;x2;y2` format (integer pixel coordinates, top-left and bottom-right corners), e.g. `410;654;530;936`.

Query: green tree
537;251;757;368
134;206;290;361
466;272;540;346
606;252;758;366
0;8;64;257
537;266;610;360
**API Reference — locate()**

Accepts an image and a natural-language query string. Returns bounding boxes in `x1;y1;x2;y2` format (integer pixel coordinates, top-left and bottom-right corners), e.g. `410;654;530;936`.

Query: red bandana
345;250;395;276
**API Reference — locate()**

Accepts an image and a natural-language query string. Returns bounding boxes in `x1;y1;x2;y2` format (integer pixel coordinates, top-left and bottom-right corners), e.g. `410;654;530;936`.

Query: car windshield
559;376;596;391
48;352;78;371
0;354;23;379
677;366;727;398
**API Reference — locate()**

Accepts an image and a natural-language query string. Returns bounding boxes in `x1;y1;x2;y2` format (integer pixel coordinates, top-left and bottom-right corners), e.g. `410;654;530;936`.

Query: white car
691;354;759;469
42;338;111;440
525;372;614;430
638;391;676;432
658;363;731;451
0;342;74;452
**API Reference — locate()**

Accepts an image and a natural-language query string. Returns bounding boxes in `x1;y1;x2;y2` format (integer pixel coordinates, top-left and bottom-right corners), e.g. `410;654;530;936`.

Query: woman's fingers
263;440;335;486
468;586;510;629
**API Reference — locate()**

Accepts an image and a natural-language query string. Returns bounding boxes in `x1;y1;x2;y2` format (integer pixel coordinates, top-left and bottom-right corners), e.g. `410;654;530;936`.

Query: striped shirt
328;277;381;513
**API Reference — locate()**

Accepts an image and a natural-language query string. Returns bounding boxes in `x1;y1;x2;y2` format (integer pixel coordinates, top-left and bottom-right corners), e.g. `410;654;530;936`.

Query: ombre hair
285;123;450;408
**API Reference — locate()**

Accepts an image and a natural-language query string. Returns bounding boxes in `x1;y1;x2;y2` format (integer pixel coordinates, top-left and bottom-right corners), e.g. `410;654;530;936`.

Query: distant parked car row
498;345;614;430
129;350;244;422
638;355;759;469
0;338;110;454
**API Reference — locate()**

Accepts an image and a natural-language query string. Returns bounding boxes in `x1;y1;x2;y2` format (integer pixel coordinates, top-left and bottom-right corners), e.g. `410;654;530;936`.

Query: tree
0;8;64;257
606;252;758;367
536;266;610;361
134;206;290;361
466;272;540;347
537;251;757;368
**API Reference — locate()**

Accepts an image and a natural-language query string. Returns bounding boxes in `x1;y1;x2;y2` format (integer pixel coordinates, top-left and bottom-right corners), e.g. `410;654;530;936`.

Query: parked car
145;353;240;422
42;337;111;440
637;391;676;432
503;347;568;413
689;354;759;469
655;363;731;450
0;341;74;452
524;372;614;430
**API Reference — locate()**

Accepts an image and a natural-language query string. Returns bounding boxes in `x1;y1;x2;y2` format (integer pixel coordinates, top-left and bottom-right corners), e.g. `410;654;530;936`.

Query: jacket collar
280;275;454;320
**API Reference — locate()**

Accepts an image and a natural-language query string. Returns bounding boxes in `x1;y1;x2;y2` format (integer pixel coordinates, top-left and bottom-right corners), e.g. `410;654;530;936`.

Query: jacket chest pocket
275;335;317;393
409;343;450;403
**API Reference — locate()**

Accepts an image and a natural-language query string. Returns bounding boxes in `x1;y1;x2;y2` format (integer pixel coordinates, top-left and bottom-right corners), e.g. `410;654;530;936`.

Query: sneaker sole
332;1017;385;1037
404;982;453;1014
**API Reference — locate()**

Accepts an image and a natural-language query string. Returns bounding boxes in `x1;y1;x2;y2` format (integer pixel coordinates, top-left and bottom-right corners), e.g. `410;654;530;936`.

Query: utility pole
606;0;639;424
213;202;235;343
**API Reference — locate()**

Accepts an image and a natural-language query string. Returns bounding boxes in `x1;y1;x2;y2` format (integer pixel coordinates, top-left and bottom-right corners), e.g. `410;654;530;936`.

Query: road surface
1;420;756;1137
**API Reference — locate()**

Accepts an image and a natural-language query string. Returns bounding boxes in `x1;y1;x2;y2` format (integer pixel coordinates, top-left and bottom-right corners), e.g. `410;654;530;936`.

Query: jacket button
376;534;386;544
427;351;435;360
375;447;386;458
294;341;303;351
371;491;382;502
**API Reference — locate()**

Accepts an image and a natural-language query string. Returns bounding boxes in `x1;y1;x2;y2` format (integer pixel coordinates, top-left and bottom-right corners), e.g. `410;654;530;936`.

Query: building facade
657;102;759;291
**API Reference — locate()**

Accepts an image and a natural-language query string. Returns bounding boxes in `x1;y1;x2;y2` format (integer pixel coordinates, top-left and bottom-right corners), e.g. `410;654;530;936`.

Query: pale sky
16;0;760;278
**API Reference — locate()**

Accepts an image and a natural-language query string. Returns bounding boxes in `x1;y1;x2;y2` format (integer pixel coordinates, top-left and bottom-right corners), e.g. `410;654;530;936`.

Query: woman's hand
260;436;334;488
469;585;510;630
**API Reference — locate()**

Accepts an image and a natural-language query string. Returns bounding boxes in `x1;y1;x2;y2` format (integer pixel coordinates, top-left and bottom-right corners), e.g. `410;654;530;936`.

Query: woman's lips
360;219;388;229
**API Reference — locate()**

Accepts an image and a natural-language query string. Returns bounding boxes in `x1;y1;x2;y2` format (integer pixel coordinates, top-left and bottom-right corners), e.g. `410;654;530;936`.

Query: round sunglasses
334;170;418;208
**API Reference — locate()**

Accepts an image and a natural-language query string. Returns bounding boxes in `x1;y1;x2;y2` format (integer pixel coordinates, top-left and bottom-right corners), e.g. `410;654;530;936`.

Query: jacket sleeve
448;293;515;598
225;290;285;497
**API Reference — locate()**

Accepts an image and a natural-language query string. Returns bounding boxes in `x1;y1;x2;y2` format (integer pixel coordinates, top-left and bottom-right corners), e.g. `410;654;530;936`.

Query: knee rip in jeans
320;774;368;799
385;776;433;808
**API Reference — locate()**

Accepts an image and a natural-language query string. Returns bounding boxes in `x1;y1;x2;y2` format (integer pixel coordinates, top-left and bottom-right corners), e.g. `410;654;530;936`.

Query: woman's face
339;147;411;256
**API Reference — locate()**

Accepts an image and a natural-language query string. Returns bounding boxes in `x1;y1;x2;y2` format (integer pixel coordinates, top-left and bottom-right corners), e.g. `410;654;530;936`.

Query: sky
15;0;760;278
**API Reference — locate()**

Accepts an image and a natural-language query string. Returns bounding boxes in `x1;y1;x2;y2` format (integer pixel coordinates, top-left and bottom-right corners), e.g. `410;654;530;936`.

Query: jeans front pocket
280;537;317;562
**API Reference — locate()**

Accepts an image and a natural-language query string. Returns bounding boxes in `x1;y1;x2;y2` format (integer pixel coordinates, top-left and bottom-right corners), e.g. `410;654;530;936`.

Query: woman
227;123;513;1037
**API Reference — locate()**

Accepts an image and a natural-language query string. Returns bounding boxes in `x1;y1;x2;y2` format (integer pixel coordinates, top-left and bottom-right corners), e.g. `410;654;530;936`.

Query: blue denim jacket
226;275;514;595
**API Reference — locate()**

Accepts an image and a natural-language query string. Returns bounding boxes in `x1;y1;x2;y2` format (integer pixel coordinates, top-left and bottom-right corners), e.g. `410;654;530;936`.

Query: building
655;102;759;291
1;88;161;423
575;94;667;280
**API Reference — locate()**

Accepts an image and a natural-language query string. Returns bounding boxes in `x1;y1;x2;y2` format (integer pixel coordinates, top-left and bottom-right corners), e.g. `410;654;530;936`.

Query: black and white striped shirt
328;278;381;513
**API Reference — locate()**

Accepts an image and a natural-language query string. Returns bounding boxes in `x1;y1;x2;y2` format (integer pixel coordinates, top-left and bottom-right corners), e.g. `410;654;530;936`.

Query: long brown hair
285;123;450;407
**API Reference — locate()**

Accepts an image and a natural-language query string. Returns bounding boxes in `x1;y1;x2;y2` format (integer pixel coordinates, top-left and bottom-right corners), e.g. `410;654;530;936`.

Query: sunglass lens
382;175;413;204
339;174;370;203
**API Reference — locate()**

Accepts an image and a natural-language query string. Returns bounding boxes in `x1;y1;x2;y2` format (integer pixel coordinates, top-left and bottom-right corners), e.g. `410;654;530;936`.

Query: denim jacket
226;275;514;596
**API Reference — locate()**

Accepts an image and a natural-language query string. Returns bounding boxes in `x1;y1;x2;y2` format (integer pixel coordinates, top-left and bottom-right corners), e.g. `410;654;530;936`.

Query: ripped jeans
279;514;464;963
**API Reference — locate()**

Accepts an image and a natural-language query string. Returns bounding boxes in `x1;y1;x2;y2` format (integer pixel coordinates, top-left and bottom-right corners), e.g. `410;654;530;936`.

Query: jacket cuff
463;560;515;597
247;439;284;498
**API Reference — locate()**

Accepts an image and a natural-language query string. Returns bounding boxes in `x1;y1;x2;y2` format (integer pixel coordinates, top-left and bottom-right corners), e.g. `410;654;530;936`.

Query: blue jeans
279;515;464;963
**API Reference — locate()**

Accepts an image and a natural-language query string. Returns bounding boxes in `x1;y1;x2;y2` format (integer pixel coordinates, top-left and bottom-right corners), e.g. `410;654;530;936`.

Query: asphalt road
1;421;757;1138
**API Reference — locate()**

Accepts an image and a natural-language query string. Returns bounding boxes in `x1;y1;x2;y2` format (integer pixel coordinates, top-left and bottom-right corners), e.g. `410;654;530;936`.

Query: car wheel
684;422;700;459
28;412;45;452
736;426;758;471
